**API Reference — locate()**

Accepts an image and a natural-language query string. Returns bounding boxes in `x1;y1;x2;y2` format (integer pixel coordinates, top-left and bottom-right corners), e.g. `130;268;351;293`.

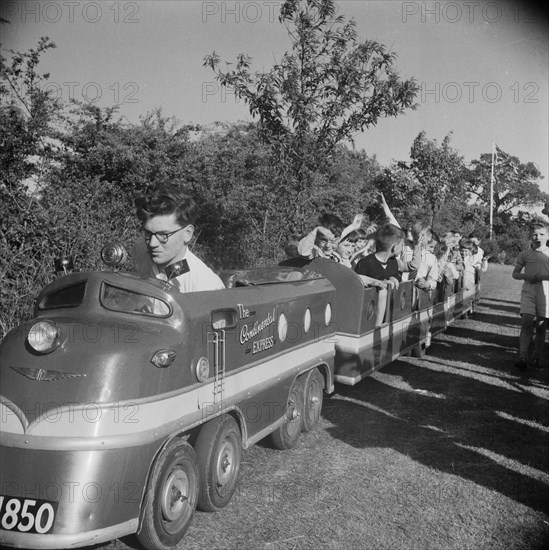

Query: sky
2;0;548;200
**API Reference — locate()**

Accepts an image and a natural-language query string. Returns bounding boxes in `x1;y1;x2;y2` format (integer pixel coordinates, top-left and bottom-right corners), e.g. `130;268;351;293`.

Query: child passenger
377;192;424;277
444;231;464;273
350;226;377;267
297;213;344;261
459;239;477;290
297;226;337;260
414;236;439;291
512;223;549;370
434;243;459;300
336;230;360;268
354;223;405;326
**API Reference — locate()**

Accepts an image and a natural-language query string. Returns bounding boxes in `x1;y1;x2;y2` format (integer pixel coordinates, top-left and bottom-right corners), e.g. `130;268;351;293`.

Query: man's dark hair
284;233;302;258
135;185;198;227
318;213;344;236
433;242;449;260
375;223;405;252
459;239;474;251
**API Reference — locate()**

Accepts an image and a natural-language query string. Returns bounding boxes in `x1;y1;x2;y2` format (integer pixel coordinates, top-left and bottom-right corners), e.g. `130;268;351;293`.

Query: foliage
317;147;381;227
0;177;138;337
406;131;468;225
204;0;418;231
58;104;193;194
468;152;547;215
178;122;283;269
372;132;469;229
434;200;488;239
0;36;62;190
372;162;424;225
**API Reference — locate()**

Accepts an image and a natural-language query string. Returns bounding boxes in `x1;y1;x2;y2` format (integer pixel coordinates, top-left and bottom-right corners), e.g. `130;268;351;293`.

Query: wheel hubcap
161;470;189;521
286;396;301;435
216;440;235;486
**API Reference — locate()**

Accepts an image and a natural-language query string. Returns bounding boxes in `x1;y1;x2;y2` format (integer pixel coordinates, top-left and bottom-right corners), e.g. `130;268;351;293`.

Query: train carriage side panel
180;270;336;445
307;260;419;385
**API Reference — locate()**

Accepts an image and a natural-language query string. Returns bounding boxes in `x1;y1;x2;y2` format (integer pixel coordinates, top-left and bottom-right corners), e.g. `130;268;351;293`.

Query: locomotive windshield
100;283;171;317
38;281;87;310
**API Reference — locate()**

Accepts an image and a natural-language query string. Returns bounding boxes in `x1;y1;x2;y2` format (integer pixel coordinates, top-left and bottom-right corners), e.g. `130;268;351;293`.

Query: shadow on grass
440;322;518;347
427;340;516;370
324;359;549;515
468;310;521;327
480;298;520;314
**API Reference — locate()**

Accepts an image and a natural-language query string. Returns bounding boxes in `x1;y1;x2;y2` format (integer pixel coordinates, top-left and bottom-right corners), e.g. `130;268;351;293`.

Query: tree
371;132;468;229
317;146;381;225
58;104;192;194
0;35;62;191
468;152;547;217
204;0;418;230
373;161;423;224
406;131;468;226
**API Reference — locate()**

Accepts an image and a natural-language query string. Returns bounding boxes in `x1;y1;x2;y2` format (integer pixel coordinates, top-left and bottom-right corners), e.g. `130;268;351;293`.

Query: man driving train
133;185;225;292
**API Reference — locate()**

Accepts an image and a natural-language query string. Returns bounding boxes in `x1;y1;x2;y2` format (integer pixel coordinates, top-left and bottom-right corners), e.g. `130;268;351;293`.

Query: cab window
39;282;87;310
101;283;171;317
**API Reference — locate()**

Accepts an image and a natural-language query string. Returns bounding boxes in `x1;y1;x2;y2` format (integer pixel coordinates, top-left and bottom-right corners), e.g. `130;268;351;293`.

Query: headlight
28;321;59;353
100;243;128;268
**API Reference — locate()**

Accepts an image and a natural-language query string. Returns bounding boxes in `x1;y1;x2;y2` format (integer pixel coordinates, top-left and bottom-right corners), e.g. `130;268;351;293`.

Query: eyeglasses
140;226;187;244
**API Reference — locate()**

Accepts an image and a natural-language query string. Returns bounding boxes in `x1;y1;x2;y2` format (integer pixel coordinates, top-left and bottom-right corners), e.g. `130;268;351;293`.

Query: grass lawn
103;264;549;550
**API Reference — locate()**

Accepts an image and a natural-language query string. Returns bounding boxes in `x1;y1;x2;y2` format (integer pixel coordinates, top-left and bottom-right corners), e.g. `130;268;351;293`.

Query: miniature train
0;254;480;550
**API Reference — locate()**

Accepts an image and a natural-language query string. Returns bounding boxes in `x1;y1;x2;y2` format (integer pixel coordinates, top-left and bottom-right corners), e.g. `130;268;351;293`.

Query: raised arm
397;244;421;274
297;227;321;259
379;192;401;228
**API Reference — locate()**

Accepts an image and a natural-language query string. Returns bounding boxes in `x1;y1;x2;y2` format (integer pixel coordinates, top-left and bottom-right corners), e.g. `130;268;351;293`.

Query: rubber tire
137;439;199;550
301;368;324;433
194;415;242;512
270;380;304;450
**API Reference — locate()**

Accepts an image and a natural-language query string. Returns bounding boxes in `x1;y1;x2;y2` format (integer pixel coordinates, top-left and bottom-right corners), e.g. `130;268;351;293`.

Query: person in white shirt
415;237;439;290
133;186;225;292
469;235;488;272
459;239;477;290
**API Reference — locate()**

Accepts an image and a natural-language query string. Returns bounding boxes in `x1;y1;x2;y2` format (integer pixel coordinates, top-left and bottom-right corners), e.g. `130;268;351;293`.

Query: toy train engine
0;266;336;550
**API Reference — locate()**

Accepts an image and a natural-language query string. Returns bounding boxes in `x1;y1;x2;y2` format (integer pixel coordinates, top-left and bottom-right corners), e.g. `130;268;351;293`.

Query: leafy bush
0;178;139;337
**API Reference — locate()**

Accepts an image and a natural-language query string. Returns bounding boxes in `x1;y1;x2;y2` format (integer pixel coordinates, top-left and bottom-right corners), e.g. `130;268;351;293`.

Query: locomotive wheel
195;415;242;512
301;368;324;433
270;379;304;450
137;439;198;550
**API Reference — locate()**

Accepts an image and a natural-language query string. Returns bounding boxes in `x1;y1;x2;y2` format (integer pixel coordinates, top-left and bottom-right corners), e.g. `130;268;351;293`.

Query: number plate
0;495;58;534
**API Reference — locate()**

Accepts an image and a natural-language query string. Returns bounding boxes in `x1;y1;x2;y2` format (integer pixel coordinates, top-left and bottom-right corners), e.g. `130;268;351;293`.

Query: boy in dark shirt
355;223;404;284
355;223;405;325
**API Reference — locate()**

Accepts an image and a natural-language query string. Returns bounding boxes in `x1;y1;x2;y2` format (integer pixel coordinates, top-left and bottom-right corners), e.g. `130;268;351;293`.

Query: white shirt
416;251;439;289
471;246;484;269
134;243;225;292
